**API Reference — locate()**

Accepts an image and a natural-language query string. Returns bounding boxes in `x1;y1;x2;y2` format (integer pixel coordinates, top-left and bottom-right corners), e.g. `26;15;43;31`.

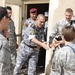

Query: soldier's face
65;12;73;21
30;12;37;20
2;16;10;30
7;9;12;18
36;17;45;29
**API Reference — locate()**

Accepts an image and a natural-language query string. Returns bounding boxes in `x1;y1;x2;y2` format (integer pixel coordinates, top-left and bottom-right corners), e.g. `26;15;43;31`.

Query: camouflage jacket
50;41;75;75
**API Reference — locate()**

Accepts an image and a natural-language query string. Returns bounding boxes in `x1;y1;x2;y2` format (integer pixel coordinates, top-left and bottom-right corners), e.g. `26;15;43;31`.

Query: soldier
37;11;49;69
5;6;17;73
44;11;48;41
50;25;75;75
0;6;11;75
22;8;37;39
14;14;50;75
49;8;73;48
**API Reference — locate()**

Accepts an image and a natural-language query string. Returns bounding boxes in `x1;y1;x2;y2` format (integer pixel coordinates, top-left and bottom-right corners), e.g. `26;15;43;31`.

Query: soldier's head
5;6;12;18
36;14;45;29
61;25;75;42
0;6;9;31
65;8;73;22
29;8;37;21
44;11;48;21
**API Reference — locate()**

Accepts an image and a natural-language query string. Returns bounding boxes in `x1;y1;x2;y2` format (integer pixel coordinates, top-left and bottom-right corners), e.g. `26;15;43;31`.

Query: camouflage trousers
10;46;17;71
0;62;11;75
14;43;39;75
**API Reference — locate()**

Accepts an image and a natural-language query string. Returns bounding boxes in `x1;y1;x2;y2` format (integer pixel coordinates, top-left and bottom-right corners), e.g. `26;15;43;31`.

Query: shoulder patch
30;24;35;28
30;30;35;35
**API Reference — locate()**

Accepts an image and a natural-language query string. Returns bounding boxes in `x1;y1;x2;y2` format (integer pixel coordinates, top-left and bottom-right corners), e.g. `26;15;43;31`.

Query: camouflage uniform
23;18;36;28
49;19;71;43
44;20;48;41
14;23;44;75
22;18;36;39
8;19;17;70
0;32;11;75
50;41;75;75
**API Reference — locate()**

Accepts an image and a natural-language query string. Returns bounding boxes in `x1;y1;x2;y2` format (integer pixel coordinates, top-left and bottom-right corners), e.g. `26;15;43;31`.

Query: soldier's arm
31;38;49;50
12;21;17;42
49;23;59;46
28;27;50;50
8;20;17;41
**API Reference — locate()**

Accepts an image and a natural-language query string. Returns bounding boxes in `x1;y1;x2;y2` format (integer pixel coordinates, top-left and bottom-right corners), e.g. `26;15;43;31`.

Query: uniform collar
64;18;71;24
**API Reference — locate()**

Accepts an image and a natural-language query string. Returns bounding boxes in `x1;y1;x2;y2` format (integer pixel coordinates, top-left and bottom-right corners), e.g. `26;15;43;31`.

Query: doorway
27;4;49;18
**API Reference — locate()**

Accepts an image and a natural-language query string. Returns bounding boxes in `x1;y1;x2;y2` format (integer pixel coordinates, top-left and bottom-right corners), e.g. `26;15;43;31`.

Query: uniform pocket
0;48;11;64
0;43;11;64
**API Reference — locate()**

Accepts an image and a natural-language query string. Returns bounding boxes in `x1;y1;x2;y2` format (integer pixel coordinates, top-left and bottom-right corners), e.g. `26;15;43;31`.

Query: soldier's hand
34;45;41;50
50;37;65;48
42;43;50;50
50;43;55;48
43;41;49;44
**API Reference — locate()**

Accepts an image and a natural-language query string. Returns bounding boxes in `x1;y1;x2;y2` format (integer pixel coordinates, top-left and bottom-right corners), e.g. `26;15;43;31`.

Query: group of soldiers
14;8;49;75
0;5;75;75
22;8;48;70
14;7;75;75
49;8;75;75
0;6;49;75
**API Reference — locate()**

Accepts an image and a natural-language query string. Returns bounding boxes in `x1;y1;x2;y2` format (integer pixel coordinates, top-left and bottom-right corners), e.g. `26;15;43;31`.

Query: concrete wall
24;0;49;4
0;0;5;6
45;0;75;75
5;0;23;6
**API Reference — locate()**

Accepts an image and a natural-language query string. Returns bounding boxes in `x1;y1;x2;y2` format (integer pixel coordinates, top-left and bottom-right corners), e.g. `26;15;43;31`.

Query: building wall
5;0;23;6
24;0;49;4
0;0;5;6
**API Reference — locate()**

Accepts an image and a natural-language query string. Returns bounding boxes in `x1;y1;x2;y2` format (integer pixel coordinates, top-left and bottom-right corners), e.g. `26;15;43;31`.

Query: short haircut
0;6;8;21
65;8;73;13
5;6;12;10
61;26;75;41
36;14;45;20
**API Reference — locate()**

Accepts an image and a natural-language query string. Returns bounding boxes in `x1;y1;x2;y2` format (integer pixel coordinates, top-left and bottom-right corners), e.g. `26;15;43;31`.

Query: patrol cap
44;11;48;17
29;8;37;13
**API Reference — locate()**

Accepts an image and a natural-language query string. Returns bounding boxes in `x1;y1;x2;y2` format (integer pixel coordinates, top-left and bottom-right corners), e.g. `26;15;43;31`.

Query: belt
23;42;37;48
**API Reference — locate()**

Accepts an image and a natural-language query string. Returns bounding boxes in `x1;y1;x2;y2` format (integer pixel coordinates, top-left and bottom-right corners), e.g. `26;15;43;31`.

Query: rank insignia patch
30;30;35;35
